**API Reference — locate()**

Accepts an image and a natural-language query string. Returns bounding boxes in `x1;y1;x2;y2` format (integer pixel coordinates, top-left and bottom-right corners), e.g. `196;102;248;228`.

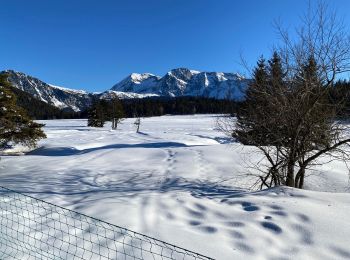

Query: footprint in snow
260;221;283;234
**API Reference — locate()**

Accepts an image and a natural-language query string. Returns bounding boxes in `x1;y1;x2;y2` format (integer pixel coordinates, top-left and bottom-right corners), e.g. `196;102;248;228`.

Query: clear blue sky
1;0;350;92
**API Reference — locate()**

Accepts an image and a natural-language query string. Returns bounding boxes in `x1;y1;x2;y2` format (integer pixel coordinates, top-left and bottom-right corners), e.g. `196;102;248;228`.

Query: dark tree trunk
286;161;295;187
299;172;305;188
295;166;306;189
112;118;117;130
298;167;305;189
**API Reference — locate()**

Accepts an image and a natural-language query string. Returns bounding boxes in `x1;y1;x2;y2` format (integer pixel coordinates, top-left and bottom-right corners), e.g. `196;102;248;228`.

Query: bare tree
219;1;350;189
110;98;124;130
276;1;350;84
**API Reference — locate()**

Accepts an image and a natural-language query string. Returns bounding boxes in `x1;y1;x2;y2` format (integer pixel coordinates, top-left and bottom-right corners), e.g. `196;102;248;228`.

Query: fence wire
0;186;214;260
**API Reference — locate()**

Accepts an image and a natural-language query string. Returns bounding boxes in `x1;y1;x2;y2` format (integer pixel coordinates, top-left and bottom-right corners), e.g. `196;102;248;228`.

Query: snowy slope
112;68;249;100
1;115;349;260
4;70;92;112
99;90;159;100
49;84;88;95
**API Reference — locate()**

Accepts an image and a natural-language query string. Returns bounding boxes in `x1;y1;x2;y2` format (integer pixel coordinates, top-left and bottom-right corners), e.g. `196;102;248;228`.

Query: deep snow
1;115;350;259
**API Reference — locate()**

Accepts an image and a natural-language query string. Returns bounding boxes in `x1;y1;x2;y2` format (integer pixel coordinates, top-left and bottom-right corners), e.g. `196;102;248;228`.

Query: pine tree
227;52;349;189
0;73;46;150
234;56;270;145
268;52;284;88
234;53;289;146
87;99;106;127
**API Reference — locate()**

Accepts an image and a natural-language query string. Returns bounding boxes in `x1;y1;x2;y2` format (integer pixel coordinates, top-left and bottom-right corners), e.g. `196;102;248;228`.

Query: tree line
13;92;240;121
86;96;239;127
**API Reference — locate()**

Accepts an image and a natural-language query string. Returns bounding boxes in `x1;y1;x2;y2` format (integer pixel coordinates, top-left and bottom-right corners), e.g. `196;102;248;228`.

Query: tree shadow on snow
159;177;247;198
188;134;234;144
28;142;196;156
2;170;246;200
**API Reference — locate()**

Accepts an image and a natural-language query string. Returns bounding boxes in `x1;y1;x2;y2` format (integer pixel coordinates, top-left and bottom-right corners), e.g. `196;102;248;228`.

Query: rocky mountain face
2;68;249;112
112;68;248;100
3;70;92;112
111;73;161;94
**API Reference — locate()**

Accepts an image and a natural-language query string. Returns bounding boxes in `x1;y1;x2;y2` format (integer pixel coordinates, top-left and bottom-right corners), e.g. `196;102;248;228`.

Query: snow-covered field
1;115;350;259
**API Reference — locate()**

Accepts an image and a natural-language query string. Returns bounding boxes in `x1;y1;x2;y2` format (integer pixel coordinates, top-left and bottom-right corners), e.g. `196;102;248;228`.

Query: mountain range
1;68;249;112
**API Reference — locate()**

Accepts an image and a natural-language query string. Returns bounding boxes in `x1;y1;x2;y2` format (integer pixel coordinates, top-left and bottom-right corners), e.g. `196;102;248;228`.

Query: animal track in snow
188;148;213;177
164;149;177;175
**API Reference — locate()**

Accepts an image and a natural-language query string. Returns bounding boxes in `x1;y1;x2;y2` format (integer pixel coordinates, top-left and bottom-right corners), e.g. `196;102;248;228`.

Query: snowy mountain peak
129;73;159;83
190;69;201;75
112;68;249;100
112;73;161;94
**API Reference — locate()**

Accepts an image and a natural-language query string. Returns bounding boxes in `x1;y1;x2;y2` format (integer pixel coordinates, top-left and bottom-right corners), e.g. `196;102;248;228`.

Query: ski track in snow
1;115;350;260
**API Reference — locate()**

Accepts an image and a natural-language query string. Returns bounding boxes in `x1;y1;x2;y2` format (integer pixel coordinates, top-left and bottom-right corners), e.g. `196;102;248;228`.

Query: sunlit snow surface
1;115;350;259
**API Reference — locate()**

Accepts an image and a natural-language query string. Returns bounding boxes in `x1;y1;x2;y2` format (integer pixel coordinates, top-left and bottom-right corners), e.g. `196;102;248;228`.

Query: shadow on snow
28;142;197;156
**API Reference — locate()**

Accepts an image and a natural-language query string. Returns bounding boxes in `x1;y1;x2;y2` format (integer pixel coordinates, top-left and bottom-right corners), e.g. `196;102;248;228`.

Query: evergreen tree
268;52;284;88
0;73;46;150
227;52;350;189
87;99;106;127
234;56;270;145
234;53;288;146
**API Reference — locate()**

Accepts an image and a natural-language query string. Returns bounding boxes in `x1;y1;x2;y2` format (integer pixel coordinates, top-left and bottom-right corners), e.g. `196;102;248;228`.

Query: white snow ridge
1;115;350;260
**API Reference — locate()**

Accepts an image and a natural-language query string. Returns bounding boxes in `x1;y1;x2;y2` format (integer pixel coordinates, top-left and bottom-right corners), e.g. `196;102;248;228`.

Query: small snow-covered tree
0;73;46;150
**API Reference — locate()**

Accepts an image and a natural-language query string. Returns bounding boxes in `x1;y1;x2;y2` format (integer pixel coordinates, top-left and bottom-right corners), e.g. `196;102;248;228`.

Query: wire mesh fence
0;186;214;260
